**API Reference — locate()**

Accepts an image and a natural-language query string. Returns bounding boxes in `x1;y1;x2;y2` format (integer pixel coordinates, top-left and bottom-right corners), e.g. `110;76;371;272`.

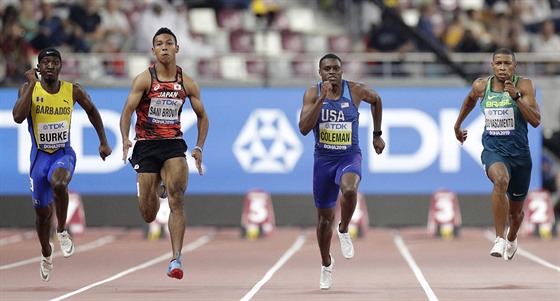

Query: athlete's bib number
37;120;69;149
484;108;515;136
319;122;351;149
148;98;182;125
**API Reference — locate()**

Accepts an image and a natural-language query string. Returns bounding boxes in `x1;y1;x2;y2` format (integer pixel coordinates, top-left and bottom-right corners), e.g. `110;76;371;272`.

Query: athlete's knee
317;215;334;229
168;189;185;202
167;186;185;204
341;189;357;202
140;208;157;223
35;207;52;225
492;174;509;191
51;180;68;196
138;197;158;223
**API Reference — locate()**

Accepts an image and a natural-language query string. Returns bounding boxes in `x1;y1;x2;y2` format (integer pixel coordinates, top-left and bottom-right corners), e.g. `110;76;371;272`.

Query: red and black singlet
135;65;188;140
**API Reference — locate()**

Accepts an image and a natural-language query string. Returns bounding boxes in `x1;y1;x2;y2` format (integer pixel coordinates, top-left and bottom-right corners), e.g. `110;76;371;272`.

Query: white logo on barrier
362;108;484;173
233;109;302;173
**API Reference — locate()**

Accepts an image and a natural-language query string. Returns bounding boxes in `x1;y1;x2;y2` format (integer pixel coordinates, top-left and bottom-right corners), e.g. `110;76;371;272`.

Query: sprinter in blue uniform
454;48;541;262
299;53;385;289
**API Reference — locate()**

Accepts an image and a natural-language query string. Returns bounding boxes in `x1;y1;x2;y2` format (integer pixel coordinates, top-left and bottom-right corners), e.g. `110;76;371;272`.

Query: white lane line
0;230;35;246
0;235;116;270
393;231;439;301
49;232;215;301
483;230;560;272
240;231;307;301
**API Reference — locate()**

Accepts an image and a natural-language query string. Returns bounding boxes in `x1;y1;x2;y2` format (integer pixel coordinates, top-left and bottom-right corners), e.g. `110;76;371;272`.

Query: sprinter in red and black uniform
120;27;209;280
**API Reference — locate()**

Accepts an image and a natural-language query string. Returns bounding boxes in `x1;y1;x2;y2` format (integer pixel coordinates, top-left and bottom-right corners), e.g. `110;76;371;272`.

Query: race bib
319;122;352;150
484;108;515;136
37;120;69;149
148;98;182;125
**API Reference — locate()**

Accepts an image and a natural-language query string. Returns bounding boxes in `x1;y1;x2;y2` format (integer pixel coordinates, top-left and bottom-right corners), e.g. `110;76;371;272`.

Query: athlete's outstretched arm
454;78;485;144
120;70;150;163
184;74;208;176
74;84;112;160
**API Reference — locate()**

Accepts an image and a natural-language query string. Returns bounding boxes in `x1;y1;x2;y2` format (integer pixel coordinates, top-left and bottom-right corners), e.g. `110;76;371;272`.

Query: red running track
0;227;558;301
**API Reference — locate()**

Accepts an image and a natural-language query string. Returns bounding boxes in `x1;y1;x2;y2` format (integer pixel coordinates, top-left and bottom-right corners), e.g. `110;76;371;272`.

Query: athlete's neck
327;83;342;99
40;79;60;94
491;76;509;92
155;62;177;81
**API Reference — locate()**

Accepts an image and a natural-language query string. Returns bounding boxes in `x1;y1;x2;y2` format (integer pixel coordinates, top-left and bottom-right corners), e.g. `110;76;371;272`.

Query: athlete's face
37;56;61;83
319;58;343;84
152;34;178;63
491;54;517;82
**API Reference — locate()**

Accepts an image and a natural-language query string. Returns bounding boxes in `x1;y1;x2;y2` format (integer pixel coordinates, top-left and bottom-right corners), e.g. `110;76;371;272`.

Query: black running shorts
129;139;187;173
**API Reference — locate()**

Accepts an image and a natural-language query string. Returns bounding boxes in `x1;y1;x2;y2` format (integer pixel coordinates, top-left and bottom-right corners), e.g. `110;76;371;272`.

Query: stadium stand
0;0;558;87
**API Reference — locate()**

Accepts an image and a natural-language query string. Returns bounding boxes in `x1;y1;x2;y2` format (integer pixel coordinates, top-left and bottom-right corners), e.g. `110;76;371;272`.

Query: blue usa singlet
313;80;360;157
480;75;529;157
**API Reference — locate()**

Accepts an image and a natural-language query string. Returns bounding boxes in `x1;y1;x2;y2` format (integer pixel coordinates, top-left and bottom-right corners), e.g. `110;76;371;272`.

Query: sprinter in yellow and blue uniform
12;48;112;282
454;48;541;262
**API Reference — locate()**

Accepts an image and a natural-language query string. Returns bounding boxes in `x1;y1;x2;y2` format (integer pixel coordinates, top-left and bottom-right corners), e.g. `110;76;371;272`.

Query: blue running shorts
29;146;76;208
481;149;532;201
313;152;362;209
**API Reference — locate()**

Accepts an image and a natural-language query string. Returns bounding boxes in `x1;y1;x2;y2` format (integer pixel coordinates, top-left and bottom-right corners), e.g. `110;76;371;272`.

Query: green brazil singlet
480;75;529;157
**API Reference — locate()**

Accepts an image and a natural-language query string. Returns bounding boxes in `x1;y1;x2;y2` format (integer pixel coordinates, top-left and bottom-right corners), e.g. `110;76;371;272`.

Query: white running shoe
504;238;517;261
40;243;54;282
57;230;74;258
490;237;506;258
337;222;354;259
319;255;334;290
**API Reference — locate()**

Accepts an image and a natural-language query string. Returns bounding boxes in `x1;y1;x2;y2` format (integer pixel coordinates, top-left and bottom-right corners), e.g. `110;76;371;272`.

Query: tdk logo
233;109;302;173
487;109;509;116
325;123;348;130
43;122;65;130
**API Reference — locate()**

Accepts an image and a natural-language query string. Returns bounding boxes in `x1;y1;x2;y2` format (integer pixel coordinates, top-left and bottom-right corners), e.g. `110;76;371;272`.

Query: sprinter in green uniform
454;48;541;261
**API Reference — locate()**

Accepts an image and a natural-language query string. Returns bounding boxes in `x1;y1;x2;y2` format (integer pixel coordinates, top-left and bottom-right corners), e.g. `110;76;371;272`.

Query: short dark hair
493;48;516;62
319;53;342;68
152;27;177;46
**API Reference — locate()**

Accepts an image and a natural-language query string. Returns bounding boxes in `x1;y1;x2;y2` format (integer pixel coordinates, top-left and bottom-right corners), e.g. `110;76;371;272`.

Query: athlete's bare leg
338;173;360;233
317;208;335;266
137;173;162;223
161;157;188;259
507;201;525;241
35;204;53;257
51;168;72;233
487;162;510;238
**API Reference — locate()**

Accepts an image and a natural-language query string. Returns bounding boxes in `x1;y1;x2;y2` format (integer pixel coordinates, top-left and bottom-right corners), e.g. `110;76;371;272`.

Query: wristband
194;146;203;153
373;131;382;137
